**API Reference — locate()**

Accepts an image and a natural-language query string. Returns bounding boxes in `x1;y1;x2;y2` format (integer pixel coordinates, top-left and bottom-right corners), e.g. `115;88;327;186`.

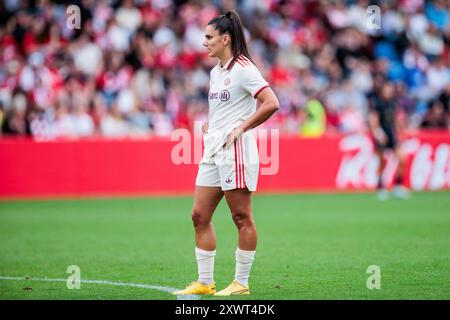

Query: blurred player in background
369;82;410;200
174;10;279;296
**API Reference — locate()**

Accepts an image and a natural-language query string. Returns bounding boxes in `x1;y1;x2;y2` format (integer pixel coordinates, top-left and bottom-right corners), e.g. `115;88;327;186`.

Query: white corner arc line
0;276;200;300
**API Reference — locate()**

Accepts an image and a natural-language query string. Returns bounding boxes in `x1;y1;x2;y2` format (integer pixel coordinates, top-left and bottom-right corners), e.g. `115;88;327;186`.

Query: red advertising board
0;132;449;198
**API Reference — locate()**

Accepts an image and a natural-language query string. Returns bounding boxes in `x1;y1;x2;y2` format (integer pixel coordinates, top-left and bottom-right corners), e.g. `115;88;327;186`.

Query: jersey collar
219;56;234;71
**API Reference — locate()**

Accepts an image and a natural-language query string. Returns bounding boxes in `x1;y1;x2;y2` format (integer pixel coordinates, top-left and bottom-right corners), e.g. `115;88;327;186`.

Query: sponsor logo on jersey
209;90;231;101
225;178;233;184
219;90;230;101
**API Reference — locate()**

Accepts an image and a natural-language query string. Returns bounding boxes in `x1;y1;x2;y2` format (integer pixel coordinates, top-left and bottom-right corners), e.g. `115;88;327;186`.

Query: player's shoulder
233;55;257;71
232;55;261;79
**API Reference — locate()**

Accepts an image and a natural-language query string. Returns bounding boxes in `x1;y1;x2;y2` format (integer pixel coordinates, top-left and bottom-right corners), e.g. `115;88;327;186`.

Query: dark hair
208;10;253;64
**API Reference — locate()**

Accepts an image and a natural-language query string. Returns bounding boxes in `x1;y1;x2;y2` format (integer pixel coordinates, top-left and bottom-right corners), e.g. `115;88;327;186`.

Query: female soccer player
174;10;279;296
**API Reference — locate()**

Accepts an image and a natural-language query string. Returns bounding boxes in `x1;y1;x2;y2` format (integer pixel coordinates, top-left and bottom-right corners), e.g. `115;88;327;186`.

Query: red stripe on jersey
238;54;247;62
241;55;253;66
253;85;269;98
236;56;245;66
242;55;251;64
236;59;245;67
237;56;249;66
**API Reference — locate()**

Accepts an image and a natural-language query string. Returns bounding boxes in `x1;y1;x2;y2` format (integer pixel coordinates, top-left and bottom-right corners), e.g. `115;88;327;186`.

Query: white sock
195;247;216;285
234;247;256;287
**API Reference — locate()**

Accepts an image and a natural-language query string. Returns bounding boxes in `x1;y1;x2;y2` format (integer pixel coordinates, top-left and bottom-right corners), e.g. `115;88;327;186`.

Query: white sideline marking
0;276;199;300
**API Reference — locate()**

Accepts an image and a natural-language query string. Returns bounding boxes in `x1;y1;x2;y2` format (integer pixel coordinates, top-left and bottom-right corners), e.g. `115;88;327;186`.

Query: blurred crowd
0;0;449;140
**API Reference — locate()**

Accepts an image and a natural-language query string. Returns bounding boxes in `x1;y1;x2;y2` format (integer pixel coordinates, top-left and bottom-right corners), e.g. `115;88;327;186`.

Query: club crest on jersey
224;78;230;86
219;90;230;101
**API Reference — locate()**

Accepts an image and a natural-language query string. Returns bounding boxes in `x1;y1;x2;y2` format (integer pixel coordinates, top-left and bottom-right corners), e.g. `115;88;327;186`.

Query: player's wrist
237;125;247;133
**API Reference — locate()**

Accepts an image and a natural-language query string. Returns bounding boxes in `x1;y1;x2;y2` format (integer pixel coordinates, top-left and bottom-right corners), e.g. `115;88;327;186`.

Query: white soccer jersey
202;54;269;161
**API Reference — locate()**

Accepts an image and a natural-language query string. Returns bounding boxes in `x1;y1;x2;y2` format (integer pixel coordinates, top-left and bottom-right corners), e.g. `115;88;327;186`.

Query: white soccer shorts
196;132;259;191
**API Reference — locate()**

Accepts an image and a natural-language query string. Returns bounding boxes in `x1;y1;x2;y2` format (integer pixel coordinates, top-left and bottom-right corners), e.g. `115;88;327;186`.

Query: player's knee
232;211;254;230
191;208;210;228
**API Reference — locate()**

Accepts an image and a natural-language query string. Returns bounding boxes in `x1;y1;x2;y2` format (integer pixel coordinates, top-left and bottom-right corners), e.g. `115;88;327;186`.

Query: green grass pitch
0;192;449;300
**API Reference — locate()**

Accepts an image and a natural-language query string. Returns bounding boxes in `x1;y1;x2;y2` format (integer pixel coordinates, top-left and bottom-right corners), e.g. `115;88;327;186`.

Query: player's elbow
263;95;278;111
269;99;279;113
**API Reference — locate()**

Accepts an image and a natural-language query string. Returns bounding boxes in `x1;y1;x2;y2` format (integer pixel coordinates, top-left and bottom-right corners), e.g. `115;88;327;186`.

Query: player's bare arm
226;87;279;146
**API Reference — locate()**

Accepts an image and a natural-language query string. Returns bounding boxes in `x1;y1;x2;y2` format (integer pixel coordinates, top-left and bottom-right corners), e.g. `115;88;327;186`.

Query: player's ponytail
208;10;253;63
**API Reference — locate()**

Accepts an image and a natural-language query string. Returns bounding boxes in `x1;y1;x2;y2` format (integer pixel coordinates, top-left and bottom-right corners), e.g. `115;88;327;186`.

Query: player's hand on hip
202;122;208;135
226;127;244;147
